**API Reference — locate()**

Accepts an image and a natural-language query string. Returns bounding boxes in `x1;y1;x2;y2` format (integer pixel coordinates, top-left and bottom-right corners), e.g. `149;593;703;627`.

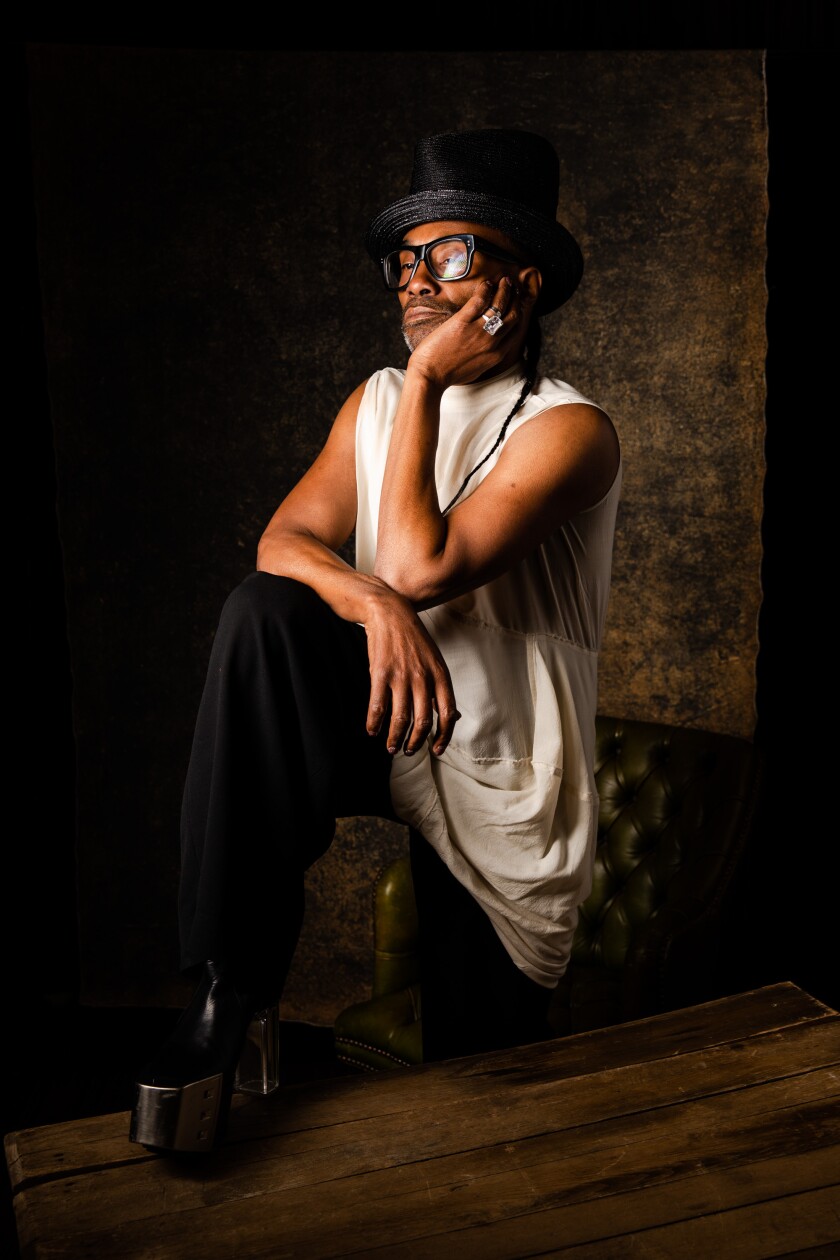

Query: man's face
397;219;525;353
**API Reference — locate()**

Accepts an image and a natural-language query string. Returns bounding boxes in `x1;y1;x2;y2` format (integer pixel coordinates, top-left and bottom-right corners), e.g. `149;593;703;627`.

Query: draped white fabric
355;365;622;986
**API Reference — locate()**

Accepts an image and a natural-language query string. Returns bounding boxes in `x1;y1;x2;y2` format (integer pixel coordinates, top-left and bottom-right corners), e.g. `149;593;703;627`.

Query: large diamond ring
482;307;504;335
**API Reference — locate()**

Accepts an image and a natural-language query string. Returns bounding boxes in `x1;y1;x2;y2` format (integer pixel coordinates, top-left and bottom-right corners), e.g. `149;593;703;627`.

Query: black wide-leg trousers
179;571;553;1061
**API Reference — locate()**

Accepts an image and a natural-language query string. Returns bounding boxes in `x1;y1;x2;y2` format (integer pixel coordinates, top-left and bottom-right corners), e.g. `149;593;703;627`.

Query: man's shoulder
531;372;601;412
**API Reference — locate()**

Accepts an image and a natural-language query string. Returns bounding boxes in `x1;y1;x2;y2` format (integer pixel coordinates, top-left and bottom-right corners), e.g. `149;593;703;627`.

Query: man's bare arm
256;380;376;621
256;380;459;757
374;275;620;608
375;393;619;609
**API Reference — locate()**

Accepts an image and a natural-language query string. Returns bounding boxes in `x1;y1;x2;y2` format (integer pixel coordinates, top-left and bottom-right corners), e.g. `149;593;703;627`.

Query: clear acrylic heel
234;1005;280;1095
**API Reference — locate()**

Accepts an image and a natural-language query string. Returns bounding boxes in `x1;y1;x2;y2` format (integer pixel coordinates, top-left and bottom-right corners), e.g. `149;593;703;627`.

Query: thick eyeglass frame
381;232;522;291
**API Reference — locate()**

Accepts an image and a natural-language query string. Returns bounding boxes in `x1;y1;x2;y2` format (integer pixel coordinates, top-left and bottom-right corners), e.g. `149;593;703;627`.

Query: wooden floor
5;984;839;1259
0;1001;348;1260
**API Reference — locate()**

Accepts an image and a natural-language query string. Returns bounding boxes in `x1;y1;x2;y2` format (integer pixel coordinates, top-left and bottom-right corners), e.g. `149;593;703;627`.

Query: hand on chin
402;312;448;354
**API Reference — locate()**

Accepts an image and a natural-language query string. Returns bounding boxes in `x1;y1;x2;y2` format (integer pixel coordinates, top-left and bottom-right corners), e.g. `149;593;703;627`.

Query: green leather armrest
334;857;422;1069
334;983;422;1070
371;855;420;999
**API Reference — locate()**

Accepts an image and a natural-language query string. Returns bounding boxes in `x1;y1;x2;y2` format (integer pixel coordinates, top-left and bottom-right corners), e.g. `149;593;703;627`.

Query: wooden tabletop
5;982;840;1258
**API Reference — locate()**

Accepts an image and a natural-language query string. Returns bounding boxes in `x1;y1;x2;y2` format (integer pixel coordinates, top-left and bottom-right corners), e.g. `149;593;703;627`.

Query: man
131;127;622;1154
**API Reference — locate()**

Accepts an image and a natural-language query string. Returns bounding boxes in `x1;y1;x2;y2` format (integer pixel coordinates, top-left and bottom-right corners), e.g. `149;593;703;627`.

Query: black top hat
364;128;583;315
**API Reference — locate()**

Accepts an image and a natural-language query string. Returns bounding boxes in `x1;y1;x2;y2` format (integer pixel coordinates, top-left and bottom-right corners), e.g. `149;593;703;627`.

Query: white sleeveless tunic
355;363;622;987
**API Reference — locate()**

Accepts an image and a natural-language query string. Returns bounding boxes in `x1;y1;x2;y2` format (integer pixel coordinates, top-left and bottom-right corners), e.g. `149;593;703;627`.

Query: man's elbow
256;528;292;574
373;558;451;608
255;534;273;573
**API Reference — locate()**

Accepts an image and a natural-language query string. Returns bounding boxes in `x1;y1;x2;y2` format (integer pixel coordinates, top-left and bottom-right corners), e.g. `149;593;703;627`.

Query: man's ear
518;266;542;305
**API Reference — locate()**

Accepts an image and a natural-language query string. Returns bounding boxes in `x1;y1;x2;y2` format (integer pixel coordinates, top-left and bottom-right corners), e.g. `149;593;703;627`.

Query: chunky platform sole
129;1073;228;1153
129;1003;279;1154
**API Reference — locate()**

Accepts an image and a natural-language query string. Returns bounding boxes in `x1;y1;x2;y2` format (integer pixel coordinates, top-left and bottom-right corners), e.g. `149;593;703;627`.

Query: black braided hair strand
442;320;543;515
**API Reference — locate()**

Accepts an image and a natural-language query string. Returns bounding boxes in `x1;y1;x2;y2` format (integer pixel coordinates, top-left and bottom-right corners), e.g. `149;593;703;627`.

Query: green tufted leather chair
333;714;764;1071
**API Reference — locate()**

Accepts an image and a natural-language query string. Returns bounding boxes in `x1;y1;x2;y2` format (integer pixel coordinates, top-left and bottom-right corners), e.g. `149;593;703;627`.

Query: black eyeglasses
381;233;521;291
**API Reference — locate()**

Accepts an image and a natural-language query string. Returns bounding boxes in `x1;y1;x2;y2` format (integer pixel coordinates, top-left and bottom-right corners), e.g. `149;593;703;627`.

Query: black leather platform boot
129;961;276;1155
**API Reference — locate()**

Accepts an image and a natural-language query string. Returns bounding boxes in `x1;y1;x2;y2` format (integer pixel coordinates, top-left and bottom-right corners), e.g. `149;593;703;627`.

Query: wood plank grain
363;1181;840;1260
7;986;836;1189
11;1013;839;1203
17;1144;840;1258
7;986;839;1259
13;1062;839;1257
543;1185;840;1258
12;1054;839;1238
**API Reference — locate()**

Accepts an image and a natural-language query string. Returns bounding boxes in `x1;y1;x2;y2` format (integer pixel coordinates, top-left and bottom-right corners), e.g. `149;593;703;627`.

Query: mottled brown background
26;47;767;1022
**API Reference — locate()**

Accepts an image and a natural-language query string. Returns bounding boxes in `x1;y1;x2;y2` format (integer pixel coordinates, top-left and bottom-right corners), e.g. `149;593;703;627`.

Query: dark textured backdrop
26;47;767;1021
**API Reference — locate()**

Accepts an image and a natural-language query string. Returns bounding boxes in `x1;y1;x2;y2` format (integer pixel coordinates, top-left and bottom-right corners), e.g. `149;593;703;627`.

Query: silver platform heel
130;1073;227;1153
129;963;280;1154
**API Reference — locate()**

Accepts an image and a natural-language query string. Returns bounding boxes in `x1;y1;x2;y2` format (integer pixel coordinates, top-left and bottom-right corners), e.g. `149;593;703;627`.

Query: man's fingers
432;704;461;755
379;675;458;757
366;616;458;757
366;677;389;737
386;686;412;755
404;693;434;755
432;672;460;755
